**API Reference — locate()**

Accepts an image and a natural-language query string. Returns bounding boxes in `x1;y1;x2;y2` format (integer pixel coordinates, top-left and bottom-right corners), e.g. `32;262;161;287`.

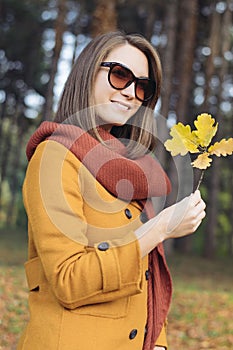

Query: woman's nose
120;82;136;99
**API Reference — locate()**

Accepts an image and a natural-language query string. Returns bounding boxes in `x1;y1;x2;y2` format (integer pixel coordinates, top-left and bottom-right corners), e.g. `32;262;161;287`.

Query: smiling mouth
111;100;131;110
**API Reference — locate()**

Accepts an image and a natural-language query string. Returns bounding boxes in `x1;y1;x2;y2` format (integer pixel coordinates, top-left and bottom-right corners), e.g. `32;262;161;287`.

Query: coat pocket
25;256;45;292
70;296;130;319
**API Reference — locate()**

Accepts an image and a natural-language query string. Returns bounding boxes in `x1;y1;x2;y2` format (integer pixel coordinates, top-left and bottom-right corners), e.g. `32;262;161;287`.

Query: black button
125;208;132;219
145;270;150;280
129;329;137;339
97;242;109;251
140;211;148;223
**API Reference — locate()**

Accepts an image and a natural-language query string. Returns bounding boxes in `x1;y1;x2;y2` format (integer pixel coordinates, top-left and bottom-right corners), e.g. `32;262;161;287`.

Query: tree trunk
176;0;198;122
0;98;7;143
42;0;67;121
144;6;156;41
91;0;117;37
204;0;232;258
6;127;24;225
0;98;7;209
201;7;221;258
203;6;221;110
204;159;220;258
5;102;31;225
157;0;178;163
228;167;233;256
0;118;13;212
169;0;198;254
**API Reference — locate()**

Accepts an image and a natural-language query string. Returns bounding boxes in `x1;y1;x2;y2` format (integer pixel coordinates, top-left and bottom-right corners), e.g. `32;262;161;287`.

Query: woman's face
93;44;149;131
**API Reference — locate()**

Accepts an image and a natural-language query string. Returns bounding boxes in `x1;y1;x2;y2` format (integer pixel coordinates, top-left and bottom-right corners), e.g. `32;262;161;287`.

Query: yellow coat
18;140;168;350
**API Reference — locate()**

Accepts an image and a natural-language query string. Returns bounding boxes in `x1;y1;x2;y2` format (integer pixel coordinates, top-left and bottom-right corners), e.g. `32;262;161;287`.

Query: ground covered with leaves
0;230;232;349
167;255;233;349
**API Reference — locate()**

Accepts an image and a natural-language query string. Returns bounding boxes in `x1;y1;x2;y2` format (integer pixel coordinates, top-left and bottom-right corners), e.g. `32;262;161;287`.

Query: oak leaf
193;113;218;147
191;152;212;169
165;113;233;188
164;123;199;156
208;138;233;157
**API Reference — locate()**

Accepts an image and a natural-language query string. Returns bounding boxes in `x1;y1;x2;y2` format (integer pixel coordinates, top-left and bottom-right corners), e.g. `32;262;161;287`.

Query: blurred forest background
0;0;233;259
0;1;233;349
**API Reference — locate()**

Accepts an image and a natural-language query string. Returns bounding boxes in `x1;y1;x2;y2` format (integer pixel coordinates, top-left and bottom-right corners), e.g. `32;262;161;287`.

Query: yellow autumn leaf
164;122;199;156
193;113;218;147
208;138;233;157
191;152;213;169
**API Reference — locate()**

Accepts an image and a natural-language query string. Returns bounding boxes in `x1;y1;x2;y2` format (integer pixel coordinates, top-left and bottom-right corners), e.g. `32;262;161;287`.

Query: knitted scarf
26;121;173;350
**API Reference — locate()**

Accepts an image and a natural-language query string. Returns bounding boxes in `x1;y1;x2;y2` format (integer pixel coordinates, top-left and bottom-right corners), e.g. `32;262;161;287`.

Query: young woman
18;31;206;350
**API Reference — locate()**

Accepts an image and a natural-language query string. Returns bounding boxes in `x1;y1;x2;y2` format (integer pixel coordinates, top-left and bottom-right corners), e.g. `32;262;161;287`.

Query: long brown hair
54;31;162;158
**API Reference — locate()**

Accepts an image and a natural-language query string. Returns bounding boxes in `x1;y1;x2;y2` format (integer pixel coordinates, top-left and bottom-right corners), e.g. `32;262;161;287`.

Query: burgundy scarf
26;121;173;349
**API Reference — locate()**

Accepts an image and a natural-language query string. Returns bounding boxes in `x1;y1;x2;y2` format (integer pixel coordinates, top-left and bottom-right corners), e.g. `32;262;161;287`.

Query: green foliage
218;190;231;210
218;213;231;235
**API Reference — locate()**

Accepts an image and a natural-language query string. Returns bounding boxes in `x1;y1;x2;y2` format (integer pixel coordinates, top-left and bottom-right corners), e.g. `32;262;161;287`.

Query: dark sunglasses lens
136;79;155;101
107;63;155;102
109;65;133;89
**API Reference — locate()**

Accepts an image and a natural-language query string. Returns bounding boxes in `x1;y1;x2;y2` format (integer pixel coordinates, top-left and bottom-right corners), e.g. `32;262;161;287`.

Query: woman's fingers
164;191;206;238
136;191;206;256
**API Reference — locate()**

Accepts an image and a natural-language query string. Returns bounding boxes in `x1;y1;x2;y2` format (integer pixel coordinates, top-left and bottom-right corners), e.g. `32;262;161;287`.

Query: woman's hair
54;31;162;158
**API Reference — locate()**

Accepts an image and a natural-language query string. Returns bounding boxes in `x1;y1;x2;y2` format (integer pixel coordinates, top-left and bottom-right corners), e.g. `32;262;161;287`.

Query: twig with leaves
164;113;233;190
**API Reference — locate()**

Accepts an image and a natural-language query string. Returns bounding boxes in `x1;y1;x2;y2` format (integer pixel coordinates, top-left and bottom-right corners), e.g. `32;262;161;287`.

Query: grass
0;228;232;349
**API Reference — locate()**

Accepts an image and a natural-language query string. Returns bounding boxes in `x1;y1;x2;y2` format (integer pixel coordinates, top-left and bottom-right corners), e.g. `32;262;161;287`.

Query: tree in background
202;0;233;258
42;0;68;121
0;0;50;224
91;0;117;36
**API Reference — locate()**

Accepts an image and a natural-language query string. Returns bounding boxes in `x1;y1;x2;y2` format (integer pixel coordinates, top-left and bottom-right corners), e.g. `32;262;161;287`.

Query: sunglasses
100;62;156;102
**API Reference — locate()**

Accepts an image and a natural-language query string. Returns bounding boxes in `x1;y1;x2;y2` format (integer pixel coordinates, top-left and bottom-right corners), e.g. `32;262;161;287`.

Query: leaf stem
196;170;205;190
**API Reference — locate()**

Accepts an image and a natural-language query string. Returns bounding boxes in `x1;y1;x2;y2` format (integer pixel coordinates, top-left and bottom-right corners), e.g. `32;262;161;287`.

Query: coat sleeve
23;140;144;309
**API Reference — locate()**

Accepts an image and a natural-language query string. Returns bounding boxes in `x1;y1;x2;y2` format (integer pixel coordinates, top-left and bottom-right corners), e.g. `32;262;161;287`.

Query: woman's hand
156;189;206;240
135;190;206;257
